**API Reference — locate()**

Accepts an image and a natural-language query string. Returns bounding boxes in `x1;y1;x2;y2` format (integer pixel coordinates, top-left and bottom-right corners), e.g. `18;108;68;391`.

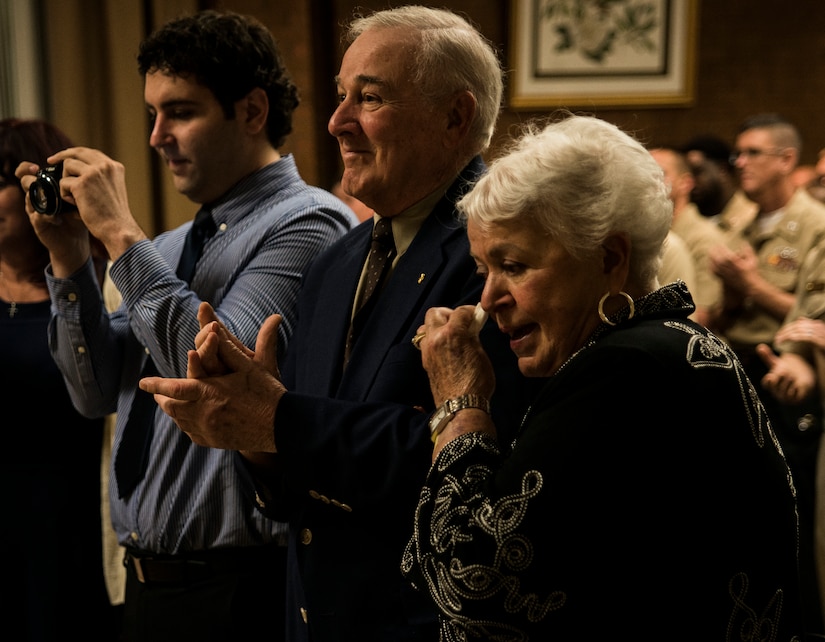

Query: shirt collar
203;154;301;227
374;175;456;259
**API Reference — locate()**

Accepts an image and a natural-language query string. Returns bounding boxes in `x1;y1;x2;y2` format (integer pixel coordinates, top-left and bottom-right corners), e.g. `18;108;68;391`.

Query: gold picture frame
509;0;698;109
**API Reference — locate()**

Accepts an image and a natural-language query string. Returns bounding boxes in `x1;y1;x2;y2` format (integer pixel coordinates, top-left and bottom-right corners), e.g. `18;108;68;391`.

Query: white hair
458;114;672;285
346;5;503;156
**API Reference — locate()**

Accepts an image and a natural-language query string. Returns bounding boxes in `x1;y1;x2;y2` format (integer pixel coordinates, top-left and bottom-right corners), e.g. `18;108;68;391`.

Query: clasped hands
709;242;758;291
709;242;761;313
756;317;825;405
140;301;285;453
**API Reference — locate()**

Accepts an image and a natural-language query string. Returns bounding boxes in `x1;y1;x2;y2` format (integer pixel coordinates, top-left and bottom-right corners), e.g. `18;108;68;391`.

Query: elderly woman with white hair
403;114;805;640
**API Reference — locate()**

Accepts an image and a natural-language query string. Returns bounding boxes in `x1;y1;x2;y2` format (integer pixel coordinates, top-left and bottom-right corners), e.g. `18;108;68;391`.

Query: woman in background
0;118;117;640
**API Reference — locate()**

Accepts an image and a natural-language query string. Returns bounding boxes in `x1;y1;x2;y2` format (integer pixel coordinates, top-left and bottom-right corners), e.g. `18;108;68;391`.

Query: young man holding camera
17;10;356;641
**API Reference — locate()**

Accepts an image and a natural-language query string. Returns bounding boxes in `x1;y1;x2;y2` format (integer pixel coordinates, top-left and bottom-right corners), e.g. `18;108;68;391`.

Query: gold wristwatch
429;394;491;441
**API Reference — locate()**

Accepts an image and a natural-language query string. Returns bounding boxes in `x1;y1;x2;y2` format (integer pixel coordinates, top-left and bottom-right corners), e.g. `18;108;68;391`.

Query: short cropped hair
458;114;672;286
346;6;503;157
137;10;299;149
738;113;802;155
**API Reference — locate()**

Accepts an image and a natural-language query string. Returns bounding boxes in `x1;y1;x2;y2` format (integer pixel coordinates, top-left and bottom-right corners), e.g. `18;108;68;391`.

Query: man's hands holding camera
16;147;148;274
29;162;76;216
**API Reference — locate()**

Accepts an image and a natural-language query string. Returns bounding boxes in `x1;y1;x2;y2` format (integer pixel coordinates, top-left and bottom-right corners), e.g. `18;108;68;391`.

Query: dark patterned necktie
345;217;396;364
114;208;216;498
176;208;217;283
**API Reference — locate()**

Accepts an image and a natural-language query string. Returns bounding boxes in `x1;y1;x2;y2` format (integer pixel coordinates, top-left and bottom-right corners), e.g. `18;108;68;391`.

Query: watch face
429;407;449;436
430;395;491;439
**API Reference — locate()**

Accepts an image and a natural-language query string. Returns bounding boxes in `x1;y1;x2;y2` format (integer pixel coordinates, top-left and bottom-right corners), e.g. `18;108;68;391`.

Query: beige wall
35;0;825;236
40;0;194;235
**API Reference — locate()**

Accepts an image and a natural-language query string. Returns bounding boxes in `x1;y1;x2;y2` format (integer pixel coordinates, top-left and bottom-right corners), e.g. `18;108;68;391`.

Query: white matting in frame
509;0;698;109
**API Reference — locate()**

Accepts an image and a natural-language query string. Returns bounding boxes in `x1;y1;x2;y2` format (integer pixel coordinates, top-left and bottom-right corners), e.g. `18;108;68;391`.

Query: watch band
429;393;491;442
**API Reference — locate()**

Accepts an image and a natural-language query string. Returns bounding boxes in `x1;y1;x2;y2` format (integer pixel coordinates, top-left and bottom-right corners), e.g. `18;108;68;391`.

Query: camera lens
30;178;56;213
29;163;73;215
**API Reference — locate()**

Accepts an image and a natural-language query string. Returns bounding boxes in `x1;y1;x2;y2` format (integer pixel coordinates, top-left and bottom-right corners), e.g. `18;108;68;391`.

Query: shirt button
68;292;77;302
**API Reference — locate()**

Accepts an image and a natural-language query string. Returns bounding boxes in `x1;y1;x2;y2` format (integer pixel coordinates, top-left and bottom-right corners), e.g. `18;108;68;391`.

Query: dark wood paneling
40;0;825;231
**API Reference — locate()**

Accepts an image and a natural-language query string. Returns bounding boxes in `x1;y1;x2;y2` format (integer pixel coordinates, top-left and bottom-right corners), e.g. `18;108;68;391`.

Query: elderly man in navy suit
143;6;534;642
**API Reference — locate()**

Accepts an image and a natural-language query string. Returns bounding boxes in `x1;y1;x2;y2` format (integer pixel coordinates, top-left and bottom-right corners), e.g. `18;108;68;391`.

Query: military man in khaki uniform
758;237;825;636
713;113;825;637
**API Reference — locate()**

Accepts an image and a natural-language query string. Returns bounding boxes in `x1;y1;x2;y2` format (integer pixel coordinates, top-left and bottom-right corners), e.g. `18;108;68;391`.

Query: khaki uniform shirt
716;189;759;247
659;230;697;295
724;189;825;349
672;202;727;311
777;239;825;359
776;222;825;622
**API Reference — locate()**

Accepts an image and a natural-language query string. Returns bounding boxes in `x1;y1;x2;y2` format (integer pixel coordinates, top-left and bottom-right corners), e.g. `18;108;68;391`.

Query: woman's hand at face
417;304;498;459
418;304;495;406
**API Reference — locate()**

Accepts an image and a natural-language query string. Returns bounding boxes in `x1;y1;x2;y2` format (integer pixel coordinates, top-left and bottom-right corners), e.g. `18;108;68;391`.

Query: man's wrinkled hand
140;309;285;451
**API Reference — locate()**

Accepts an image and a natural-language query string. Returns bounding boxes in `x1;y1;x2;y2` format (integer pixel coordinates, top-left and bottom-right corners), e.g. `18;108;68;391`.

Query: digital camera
29;162;76;215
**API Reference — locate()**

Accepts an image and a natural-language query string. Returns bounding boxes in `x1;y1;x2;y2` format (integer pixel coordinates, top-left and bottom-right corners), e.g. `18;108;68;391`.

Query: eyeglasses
729;148;787;164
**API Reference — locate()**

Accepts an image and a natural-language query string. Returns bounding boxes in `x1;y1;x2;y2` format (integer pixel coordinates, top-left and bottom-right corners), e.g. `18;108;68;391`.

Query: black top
1;299;105;469
0;297;110;637
404;282;805;640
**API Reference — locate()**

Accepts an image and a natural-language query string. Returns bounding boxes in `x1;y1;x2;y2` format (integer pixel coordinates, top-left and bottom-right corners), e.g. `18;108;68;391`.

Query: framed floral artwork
509;0;698;109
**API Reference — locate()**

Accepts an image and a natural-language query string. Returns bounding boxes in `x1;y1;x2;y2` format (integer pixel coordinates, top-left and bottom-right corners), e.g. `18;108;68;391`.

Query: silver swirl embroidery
408;433;565;639
404;313;798;640
667;321;771;448
726;572;786;642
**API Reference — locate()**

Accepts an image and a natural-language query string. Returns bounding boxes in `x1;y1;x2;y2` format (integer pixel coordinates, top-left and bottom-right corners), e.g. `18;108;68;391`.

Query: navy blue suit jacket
252;157;536;641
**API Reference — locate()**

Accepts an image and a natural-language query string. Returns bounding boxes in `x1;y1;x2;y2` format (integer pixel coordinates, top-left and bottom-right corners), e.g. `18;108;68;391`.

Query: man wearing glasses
709;112;825;637
710;113;825;347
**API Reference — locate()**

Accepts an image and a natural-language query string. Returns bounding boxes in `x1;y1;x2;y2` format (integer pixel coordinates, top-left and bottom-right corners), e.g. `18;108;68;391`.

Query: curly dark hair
137;10;299;148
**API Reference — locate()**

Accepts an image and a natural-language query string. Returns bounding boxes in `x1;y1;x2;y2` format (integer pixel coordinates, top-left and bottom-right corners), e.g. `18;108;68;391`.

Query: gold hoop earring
598;291;635;326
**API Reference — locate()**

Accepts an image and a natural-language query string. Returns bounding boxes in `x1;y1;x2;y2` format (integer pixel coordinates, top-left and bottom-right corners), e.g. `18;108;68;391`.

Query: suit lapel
337;158;485;398
338;215;462;397
300;223;372;394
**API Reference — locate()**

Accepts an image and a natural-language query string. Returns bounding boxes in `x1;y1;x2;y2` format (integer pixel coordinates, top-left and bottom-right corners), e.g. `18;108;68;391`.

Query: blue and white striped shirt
46;156;358;553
